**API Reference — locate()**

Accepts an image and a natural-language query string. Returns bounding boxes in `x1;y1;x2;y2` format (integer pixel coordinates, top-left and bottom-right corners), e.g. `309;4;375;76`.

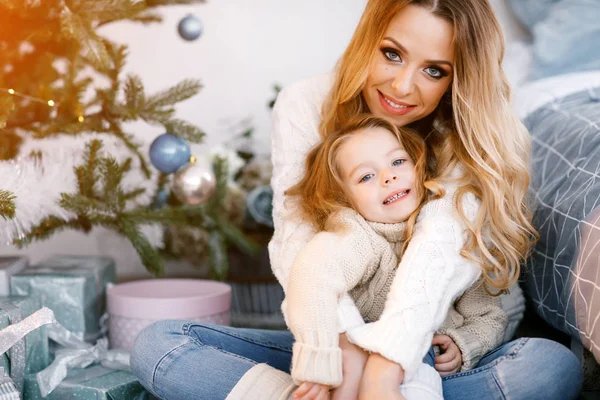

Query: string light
4;88;89;123
189;155;197;163
4;88;56;107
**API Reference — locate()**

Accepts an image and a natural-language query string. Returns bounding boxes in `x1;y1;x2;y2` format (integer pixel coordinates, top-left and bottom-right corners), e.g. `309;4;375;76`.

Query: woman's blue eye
424;67;443;79
392;159;405;166
382;48;402;62
359;174;374;183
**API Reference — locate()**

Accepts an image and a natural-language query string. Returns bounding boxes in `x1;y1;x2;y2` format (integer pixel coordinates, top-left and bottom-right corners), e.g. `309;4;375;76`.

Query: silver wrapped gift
10;256;116;341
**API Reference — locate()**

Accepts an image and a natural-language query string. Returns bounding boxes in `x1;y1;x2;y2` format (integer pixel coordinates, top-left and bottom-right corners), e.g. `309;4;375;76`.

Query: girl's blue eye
359;174;374;183
392;159;405;166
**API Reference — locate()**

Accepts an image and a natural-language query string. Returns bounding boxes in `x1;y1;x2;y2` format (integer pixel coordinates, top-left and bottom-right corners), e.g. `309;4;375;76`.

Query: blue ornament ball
178;14;203;41
149;133;191;174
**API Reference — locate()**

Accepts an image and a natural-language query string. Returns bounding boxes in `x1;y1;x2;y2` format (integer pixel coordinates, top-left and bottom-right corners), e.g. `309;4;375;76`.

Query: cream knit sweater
268;74;508;384
287;209;407;386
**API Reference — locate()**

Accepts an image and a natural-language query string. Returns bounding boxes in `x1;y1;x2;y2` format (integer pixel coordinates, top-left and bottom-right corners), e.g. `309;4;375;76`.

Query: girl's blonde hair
286;115;442;251
320;0;537;292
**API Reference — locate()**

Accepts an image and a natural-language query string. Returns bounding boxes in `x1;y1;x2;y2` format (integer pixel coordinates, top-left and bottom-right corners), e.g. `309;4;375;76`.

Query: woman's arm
437;279;508;371
346;177;482;381
268;76;365;332
287;213;375;386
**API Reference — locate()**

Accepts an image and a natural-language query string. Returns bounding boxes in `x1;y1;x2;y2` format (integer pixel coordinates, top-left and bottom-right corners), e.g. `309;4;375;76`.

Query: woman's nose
391;68;416;97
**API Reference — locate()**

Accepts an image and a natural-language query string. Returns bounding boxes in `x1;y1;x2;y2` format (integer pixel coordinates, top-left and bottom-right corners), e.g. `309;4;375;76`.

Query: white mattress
513;70;600;119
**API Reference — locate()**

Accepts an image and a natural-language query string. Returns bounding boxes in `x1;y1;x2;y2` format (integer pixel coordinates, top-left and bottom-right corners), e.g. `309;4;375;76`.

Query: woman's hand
293;382;330;400
331;333;368;400
358;353;406;400
432;334;462;376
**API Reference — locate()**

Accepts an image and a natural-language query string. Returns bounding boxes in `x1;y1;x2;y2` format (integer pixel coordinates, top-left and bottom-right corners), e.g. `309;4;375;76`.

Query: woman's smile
378;91;416;116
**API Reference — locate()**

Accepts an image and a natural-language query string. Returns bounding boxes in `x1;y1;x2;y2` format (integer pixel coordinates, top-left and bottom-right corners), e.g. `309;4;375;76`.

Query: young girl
285;115;480;400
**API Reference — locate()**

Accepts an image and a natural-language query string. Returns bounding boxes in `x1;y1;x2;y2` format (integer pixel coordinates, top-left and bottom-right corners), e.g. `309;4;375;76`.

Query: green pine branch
0;190;16;220
73;1;146;24
60;5;111;70
146;0;207;6
163;119;205;143
14;216;92;246
146;79;202;109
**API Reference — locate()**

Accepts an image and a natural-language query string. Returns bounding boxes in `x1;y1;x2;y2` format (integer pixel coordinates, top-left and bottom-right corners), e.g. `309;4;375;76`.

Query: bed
497;0;600;389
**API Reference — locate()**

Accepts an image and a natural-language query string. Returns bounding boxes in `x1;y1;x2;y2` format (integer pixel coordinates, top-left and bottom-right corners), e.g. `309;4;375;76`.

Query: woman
131;1;583;399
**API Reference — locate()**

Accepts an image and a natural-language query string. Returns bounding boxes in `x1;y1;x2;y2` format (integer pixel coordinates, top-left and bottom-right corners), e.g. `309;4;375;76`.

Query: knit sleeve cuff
337;294;365;333
346;318;432;381
291;331;343;387
437;326;485;371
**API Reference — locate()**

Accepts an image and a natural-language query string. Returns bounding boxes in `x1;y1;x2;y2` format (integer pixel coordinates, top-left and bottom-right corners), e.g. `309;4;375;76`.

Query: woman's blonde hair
286;115;442;251
320;0;537;292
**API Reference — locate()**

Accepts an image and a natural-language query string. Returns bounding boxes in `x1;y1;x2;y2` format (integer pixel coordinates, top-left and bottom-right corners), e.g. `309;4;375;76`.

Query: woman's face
362;5;454;127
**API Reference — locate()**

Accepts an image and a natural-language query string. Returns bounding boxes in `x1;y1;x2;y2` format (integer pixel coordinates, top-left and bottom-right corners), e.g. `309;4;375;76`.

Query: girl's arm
287;211;375;387
346;172;482;381
268;77;365;333
437;279;508;371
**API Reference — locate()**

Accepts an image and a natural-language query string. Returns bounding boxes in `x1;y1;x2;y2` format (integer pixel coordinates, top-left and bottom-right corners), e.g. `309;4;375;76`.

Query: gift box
108;279;230;351
0;295;49;376
10;255;116;341
0;256;28;296
23;365;149;400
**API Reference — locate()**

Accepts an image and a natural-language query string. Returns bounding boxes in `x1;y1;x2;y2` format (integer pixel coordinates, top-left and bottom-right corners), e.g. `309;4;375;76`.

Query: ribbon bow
36;323;130;397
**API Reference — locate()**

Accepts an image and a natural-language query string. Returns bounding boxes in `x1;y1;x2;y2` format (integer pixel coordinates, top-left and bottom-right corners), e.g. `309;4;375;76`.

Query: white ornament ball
172;162;216;205
178;14;203;41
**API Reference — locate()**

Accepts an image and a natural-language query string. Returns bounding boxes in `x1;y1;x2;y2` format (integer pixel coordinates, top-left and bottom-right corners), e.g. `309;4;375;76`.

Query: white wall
0;0;528;280
101;0;368;153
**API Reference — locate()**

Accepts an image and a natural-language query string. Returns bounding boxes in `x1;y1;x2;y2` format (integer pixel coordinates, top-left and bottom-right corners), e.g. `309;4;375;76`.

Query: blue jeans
131;321;583;400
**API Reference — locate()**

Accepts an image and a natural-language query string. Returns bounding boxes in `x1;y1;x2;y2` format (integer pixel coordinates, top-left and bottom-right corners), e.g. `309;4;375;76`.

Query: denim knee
130;320;183;393
534;338;583;399
503;338;583;400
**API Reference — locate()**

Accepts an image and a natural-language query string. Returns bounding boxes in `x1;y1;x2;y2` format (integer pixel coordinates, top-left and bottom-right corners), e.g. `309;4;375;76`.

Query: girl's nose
384;175;397;185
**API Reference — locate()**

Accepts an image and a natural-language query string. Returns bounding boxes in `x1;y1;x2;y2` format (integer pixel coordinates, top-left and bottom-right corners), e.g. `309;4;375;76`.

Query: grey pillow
522;86;600;360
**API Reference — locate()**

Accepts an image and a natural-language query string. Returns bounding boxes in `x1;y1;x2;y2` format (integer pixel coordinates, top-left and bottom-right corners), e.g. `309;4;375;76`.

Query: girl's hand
432;334;462;376
293;382;330;400
358;353;406;400
331;333;368;400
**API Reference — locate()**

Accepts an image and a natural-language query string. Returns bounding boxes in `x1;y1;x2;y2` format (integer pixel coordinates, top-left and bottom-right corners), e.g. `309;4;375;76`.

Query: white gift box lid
107;279;231;320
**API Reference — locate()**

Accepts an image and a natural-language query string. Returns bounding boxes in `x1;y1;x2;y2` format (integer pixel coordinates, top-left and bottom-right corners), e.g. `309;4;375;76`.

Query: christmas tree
0;0;256;279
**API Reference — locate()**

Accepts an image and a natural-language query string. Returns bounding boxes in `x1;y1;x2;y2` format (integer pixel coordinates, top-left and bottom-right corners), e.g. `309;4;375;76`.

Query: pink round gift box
107;279;231;351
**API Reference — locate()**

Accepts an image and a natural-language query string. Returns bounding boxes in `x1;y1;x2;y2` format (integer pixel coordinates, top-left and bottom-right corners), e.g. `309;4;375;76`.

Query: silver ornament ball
178;14;203;41
172;162;216;205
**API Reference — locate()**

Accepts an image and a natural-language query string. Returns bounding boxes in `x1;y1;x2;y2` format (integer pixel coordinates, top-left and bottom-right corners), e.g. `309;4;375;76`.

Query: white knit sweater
268;74;507;382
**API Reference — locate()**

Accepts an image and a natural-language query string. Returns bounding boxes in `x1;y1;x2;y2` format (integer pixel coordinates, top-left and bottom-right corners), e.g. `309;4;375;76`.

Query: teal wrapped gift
10;255;116;340
0;295;49;376
23;365;149;400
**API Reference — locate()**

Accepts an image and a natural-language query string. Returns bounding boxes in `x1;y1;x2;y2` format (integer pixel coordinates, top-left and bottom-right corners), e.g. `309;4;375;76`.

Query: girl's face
336;127;419;224
362;5;454;127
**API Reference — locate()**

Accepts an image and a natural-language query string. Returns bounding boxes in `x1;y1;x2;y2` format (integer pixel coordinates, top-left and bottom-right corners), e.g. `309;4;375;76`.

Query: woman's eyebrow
382;37;453;68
